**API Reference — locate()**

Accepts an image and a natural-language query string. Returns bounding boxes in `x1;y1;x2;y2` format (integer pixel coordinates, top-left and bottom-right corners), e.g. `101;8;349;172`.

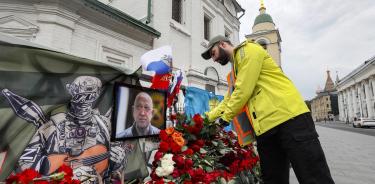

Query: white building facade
0;0;244;96
337;56;375;122
0;0;160;72
104;0;245;95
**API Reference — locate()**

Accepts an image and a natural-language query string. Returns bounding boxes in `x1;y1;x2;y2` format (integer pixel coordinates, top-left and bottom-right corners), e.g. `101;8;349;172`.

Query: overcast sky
237;0;375;100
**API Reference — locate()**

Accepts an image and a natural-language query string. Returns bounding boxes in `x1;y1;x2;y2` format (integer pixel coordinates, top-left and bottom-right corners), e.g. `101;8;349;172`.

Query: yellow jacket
206;41;309;136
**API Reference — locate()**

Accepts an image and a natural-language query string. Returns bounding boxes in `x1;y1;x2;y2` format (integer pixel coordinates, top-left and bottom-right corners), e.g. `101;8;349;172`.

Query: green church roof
254;13;274;26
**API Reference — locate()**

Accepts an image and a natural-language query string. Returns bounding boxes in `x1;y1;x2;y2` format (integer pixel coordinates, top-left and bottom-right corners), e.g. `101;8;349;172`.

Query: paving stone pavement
290;126;375;184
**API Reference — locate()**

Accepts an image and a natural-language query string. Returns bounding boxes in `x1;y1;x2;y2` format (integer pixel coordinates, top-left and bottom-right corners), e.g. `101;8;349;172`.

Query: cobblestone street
290;125;375;184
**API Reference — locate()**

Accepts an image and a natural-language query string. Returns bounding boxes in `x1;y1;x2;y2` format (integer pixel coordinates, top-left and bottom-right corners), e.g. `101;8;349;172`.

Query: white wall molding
0;14;39;40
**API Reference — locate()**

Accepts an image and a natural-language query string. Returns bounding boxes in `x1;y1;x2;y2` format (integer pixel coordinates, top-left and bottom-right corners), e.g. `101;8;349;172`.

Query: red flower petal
159;130;169;141
159;141;170;152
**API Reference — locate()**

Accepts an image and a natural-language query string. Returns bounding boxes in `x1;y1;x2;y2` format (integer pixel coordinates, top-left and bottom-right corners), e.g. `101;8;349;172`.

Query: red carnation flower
150;170;160;181
191;144;201;152
220;151;236;166
229;160;240;174
24;168;41;178
34;180;49;184
172;155;185;168
185;159;193;169
17;175;27;184
228;131;235;138
191;168;205;182
155;178;165;184
182;123;189;129
159;141;170;152
195;139;205;147
58;164;73;178
192;114;203;125
222;171;235;181
159;130;169;141
6;174;18;184
187;169;195;178
240;159;251;171
15;168;41;183
154;151;164;162
183;148;194;156
195;120;203;129
188;126;201;135
170;141;182;153
171;168;181;178
71;179;81;184
204;171;221;183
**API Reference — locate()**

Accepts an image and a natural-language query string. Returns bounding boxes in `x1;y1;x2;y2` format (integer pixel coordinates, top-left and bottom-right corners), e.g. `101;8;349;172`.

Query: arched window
204;67;219;82
204;67;219;94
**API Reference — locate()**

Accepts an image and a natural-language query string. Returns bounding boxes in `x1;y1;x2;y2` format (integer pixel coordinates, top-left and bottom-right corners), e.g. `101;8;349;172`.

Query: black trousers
255;113;335;184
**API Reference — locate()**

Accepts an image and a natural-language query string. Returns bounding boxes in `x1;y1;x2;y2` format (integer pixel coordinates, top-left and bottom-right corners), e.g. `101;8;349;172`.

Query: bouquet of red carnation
147;114;262;184
6;164;81;184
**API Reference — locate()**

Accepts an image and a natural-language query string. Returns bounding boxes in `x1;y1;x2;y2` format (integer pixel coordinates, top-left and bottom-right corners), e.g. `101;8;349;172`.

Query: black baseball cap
201;35;229;60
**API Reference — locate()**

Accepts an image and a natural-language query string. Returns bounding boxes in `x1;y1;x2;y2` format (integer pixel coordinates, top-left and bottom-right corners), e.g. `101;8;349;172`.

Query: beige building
311;70;339;121
245;1;282;67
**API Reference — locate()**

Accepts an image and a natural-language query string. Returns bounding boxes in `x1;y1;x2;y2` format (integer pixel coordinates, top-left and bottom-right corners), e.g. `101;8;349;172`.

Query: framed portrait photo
111;82;167;141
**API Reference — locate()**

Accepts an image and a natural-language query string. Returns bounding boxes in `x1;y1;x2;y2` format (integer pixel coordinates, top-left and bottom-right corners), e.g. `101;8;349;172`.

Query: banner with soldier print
0;33;147;183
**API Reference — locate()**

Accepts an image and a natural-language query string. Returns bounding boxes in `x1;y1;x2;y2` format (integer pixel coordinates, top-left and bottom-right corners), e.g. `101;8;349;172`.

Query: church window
205;84;215;93
224;28;231;40
225;31;230;38
172;0;182;23
204;15;211;40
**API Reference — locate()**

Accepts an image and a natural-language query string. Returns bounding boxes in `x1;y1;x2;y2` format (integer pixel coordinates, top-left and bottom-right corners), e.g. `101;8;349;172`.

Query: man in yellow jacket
202;35;334;184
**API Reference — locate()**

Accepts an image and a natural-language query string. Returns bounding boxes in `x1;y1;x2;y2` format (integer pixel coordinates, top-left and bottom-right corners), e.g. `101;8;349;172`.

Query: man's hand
204;112;212;122
218;118;230;127
205;111;221;123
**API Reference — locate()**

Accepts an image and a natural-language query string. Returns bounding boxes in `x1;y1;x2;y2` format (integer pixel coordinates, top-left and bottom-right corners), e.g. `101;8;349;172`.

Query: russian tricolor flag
141;45;172;75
